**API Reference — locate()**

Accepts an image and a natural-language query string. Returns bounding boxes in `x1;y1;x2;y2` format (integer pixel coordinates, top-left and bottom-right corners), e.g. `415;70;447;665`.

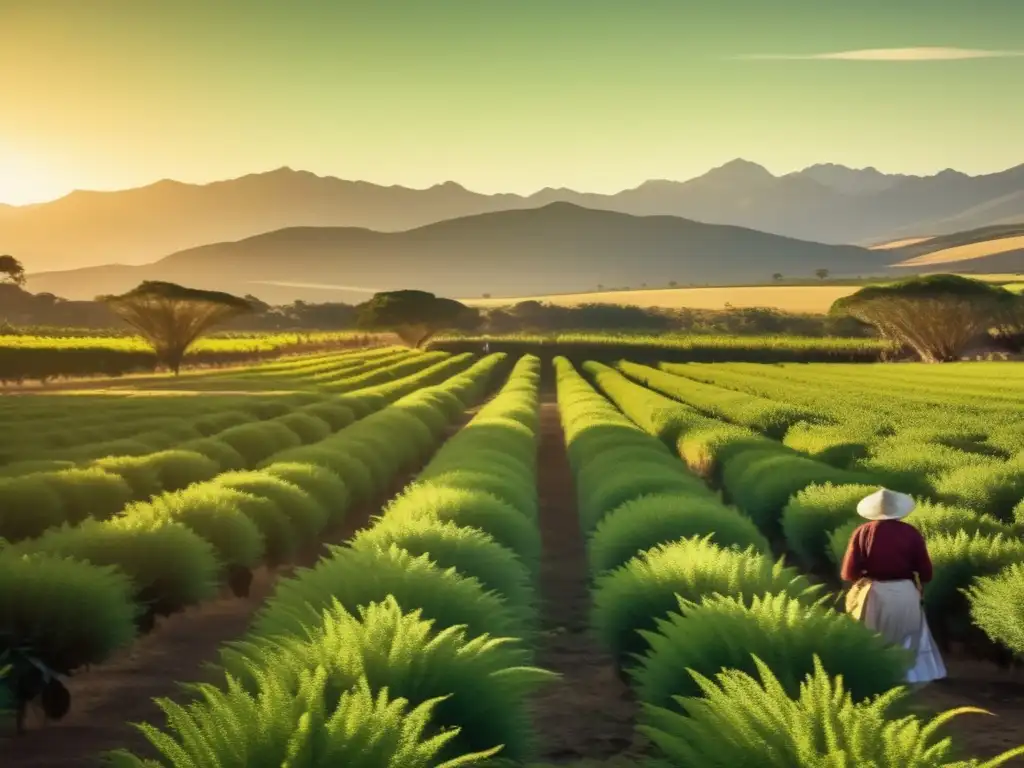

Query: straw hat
857;488;916;521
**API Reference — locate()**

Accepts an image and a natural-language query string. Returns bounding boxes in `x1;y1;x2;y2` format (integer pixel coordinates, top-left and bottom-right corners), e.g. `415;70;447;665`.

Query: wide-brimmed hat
857;488;916;521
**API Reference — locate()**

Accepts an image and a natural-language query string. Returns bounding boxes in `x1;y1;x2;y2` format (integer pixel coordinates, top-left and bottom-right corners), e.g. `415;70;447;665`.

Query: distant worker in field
840;488;946;684
484;341;490;353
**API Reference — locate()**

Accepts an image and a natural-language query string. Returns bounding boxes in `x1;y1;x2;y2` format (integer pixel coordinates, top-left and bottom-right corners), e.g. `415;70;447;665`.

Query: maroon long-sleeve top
840;519;933;584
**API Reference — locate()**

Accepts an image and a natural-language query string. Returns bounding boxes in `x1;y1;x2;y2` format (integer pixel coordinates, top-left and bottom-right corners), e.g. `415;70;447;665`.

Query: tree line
3;251;1022;370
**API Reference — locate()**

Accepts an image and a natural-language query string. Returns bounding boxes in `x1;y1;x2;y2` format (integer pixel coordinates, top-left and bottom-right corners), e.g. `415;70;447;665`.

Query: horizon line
3;158;1023;208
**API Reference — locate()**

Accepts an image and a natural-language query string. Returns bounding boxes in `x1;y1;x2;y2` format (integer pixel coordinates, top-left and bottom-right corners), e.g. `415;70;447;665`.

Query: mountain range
4;160;1024;277
26;203;899;304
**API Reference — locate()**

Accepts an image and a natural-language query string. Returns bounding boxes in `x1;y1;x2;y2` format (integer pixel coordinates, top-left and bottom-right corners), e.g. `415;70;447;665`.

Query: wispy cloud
732;47;1024;61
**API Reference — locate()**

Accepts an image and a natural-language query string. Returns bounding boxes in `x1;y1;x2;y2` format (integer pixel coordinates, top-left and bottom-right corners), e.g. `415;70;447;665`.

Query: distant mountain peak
712;160;770;176
700;159;775;183
429;181;468;191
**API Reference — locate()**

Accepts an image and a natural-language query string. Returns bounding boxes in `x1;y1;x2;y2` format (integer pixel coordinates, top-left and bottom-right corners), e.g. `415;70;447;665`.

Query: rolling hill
5;161;1024;273
25;203;894;304
878;223;1024;272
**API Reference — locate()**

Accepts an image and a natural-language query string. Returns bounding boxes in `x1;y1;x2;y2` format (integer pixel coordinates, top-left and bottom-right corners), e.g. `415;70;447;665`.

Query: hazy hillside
0;169;523;271
883;223;1024;273
25;203;892;304
4;161;1024;273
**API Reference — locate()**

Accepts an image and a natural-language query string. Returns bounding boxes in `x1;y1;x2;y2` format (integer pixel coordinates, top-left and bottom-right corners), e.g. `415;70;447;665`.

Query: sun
0;145;68;205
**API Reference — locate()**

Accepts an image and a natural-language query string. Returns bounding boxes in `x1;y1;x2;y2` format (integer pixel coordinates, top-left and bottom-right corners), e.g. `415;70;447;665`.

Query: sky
1;0;1023;205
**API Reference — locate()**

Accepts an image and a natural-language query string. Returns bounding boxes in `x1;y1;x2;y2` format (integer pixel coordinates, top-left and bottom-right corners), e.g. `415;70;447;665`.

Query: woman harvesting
841;488;946;683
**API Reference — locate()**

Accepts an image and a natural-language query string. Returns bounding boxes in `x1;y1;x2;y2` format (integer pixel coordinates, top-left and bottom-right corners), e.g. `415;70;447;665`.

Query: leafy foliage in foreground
104;677;496;768
220;597;551;762
632;592;909;711
591;535;820;666
966;562;1024;657
640;655;1024;768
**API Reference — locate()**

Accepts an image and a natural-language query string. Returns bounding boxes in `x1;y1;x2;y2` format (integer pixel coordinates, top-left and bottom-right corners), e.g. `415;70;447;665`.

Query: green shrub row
223;345;409;381
315;350;451;392
299;347;417;383
553;356;763;570
584;361;889;537
108;355;557;766
0;348;441;464
618;360;823;440
175;347;423;394
0;354;505;737
659;361;1021;435
0;354;476;541
0;335;387;384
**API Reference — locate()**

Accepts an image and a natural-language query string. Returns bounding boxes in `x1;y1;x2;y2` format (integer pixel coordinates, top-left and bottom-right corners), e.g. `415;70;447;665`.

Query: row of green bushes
664;362;1024;520
584;362;892;534
316;350;451;392
430;333;890;366
0;349;443;467
0;354;478;540
0;346;400;462
108;355;556;766
659;361;1024;458
162;346;420;394
0;353;506;736
135;345;419;394
619;360;823;439
0;336;382;384
555;357;1024;765
216;345;407;381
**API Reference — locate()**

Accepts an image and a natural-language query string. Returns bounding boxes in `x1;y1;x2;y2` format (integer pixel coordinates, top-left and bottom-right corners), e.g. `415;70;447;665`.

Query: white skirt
904;620;947;683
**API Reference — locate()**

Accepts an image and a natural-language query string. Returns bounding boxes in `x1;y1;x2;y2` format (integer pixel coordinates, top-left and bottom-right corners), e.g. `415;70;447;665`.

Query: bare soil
529;402;640;762
914;658;1024;764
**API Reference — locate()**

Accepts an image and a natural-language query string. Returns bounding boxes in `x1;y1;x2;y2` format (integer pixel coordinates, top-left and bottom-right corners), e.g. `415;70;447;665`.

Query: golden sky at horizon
2;0;1023;205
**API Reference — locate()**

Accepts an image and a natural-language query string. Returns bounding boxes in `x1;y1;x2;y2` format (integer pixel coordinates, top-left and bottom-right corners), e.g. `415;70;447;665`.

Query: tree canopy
356;289;481;348
831;274;1018;362
98;281;253;373
0;255;25;287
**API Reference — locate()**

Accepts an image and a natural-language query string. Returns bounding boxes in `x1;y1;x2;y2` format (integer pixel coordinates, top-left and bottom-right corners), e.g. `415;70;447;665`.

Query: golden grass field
895;234;1024;267
464;274;1024;314
869;236;935;250
466;285;860;313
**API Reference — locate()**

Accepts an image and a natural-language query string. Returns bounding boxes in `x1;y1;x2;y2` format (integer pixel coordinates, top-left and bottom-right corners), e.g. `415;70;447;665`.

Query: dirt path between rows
529;401;640;762
915;659;1024;764
2;409;479;767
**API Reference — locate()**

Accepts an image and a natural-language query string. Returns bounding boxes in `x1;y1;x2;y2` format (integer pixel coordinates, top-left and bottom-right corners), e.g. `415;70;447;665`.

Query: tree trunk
414;329;437;349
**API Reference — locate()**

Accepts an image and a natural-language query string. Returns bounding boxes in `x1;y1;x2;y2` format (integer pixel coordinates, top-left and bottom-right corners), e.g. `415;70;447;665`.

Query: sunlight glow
0;146;70;206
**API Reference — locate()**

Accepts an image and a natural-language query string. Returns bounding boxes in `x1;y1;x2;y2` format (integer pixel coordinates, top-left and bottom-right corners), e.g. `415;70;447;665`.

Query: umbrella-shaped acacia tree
830;274;1018;362
356;289;481;348
99;281;253;374
0;255;25;287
